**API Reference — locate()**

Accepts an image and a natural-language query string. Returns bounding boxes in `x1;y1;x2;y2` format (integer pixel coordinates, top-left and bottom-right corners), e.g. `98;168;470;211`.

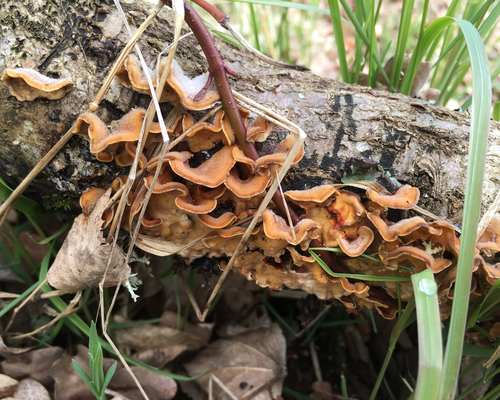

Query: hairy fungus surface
72;55;500;320
1;68;73;101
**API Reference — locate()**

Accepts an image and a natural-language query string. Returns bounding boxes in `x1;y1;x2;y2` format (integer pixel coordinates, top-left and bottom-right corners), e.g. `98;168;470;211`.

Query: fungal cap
175;195;217;214
368;210;442;242
285;185;337;205
80;188;107;215
165;145;236;188
367;184;420;209
262;209;318;245
380;245;452;273
197;212;238;229
337;226;375;257
1;68;73;101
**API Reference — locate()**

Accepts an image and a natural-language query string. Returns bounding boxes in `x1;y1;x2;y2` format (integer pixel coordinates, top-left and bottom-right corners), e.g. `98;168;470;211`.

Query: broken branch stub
47;189;130;291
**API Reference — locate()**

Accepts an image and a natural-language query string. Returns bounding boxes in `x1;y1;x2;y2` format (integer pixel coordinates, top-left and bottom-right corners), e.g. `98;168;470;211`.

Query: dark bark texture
1;0;499;222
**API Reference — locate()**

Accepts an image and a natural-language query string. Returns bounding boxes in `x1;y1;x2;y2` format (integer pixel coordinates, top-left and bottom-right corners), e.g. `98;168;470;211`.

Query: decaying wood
0;0;499;223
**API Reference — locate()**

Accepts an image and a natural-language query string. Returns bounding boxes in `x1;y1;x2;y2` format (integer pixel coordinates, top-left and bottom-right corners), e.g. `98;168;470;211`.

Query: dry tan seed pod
47;189;130;290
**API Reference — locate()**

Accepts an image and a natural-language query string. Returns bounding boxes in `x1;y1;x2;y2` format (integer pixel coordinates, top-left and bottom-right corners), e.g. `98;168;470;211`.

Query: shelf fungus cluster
70;55;500;320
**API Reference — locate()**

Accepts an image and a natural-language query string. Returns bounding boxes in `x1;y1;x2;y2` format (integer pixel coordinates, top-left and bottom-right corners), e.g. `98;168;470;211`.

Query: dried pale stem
91;1;165;111
180;275;203;322
125;104;185;264
310;339;323;382
276;170;296;243
4;278;47;334
0;292;20;299
164;105;222;152
211;374;239;400
103;328;150;400
104;184;127;211
10;290;82;340
40;289;77;299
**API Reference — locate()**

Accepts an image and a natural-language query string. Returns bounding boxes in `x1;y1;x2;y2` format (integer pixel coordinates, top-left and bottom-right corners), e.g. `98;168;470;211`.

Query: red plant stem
160;0;396;310
191;0;229;28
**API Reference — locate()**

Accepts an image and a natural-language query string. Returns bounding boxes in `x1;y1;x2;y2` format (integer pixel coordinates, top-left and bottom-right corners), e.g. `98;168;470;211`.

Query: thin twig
180;275;203;321
10;290;82;340
4;278;47;334
211;374;239;400
276;170;296;243
310;339;323;382
0;292;20;299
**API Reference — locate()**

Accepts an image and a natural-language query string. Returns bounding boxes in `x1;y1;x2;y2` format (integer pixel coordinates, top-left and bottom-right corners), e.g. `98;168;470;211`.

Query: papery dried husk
47;189;130;290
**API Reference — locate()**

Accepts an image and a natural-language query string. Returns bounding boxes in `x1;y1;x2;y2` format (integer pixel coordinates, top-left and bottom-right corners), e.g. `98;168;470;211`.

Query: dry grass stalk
10;291;82;340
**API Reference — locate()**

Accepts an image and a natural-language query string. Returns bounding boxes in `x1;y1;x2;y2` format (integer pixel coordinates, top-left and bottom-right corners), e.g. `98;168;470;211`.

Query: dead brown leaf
110;366;177;400
184;322;286;400
160;311;214;342
116;323;207;354
49;344;177;400
47;189;130;290
217;305;271;338
0;346;63;386
309;381;344;400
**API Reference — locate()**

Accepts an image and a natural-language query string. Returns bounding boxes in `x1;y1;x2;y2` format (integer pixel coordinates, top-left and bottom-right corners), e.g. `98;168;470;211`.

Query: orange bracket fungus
1;68;73;101
42;0;498;323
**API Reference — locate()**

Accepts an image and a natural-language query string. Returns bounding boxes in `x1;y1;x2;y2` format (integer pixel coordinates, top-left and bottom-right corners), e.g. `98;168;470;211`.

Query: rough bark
0;0;499;223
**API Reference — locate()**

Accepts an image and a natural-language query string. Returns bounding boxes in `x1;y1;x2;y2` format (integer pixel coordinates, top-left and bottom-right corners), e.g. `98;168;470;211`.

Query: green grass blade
458;356;484;379
340;370;348;399
400;17;456;95
228;0;331;15
350;0;365;83
327;0;350;83
370;295;416;400
455;366;500;400
426;0;460;63
309;249;411;281
493;102;500;121
482;382;500;400
0;178;43;216
263;301;297;337
72;360;99;397
0;280;40;319
389;0;415;92
102;362;117;393
412;270;442;400
438;17;492;400
440;60;470;106
338;0;389;84
282;387;315;400
365;0;377;87
248;3;261;51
